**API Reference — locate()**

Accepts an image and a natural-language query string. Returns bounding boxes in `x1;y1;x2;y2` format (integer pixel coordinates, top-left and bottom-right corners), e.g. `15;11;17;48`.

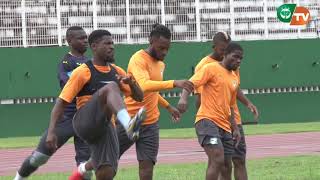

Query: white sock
78;162;87;175
14;172;26;180
116;109;131;129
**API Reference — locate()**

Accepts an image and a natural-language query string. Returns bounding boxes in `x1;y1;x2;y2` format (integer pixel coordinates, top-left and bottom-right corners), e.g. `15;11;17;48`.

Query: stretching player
14;26;92;180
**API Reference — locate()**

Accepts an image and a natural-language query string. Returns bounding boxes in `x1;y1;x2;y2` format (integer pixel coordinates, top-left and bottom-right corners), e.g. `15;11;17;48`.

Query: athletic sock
78;162;87;175
14;172;26;180
116;109;131;130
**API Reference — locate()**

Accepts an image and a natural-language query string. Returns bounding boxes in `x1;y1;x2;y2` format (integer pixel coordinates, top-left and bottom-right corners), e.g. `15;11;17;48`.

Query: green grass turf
159;121;320;139
0;122;319;149
1;155;319;180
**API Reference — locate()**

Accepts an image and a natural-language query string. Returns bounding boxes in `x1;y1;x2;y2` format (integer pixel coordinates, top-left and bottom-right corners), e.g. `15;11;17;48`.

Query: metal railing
0;0;319;47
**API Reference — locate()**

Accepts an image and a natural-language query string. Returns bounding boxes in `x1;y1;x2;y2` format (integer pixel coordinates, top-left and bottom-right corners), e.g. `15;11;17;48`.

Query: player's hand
173;80;194;92
177;98;188;113
46;131;58;153
117;75;135;85
232;128;241;148
167;105;181;123
247;103;259;120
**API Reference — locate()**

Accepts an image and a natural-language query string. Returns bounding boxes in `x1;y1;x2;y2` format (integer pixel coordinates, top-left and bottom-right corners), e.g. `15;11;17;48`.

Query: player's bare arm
46;98;68;152
118;75;144;102
173;80;194;92
177;89;192;113
166;105;181;123
230;107;241;147
237;89;259;120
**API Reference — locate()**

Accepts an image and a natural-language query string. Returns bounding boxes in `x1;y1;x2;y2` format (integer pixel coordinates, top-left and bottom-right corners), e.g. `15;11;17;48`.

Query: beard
150;48;161;60
104;56;115;63
229;64;239;71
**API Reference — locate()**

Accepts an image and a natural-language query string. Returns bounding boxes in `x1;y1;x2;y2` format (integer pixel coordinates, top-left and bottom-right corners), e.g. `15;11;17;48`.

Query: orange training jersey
190;63;239;133
125;50;174;125
59;63;130;109
195;56;242;125
194;56;218;94
233;69;242;125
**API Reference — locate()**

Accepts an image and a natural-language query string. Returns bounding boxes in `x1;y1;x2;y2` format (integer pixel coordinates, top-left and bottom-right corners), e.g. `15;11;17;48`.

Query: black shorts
73;92;119;172
117;122;159;164
233;124;246;159
195;119;234;157
116;122;134;157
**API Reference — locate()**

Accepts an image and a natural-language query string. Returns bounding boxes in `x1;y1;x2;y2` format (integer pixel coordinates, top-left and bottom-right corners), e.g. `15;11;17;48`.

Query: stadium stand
0;0;319;47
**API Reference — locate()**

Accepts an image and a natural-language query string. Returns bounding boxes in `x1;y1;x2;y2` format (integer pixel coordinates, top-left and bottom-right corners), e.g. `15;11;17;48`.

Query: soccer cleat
127;107;146;141
69;170;83;180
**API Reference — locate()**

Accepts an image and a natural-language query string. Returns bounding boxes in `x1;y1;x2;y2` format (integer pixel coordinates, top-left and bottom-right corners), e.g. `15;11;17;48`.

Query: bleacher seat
68;17;92;24
173;25;188;33
107;27;126;34
0;0;319;47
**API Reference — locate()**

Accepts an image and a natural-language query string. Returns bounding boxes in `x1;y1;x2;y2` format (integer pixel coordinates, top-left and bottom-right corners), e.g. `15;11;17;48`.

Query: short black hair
88;29;112;46
150;23;171;39
224;42;243;55
213;31;231;45
66;26;84;38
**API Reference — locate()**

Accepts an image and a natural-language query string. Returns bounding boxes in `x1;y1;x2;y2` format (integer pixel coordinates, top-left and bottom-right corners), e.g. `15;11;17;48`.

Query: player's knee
213;155;224;168
139;160;154;177
100;82;120;94
224;157;233;169
232;157;246;168
206;147;224;166
29;151;50;167
95;165;115;180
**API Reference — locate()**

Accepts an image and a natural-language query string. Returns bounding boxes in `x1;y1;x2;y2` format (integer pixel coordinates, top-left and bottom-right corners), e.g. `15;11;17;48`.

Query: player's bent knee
232;157;246;167
95;165;115;180
204;145;224;166
224;158;233;169
102;82;120;92
29;151;50;167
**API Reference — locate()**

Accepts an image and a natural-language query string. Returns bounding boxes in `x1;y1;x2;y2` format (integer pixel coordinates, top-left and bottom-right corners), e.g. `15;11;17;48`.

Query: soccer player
69;93;180;180
14;26;93;180
70;24;193;180
194;32;259;180
69;25;185;180
121;23;194;180
46;29;145;180
177;42;243;180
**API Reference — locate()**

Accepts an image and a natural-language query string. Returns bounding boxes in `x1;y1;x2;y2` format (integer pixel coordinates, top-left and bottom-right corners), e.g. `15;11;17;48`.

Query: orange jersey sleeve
235;68;240;84
112;64;131;97
59;64;90;103
190;64;214;89
128;51;174;92
230;87;238;108
158;94;170;108
60;63;131;109
125;50;173;125
234;69;242;124
194;56;218;94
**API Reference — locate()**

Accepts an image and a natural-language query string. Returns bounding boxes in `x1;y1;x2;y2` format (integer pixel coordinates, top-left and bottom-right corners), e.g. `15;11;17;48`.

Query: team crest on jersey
232;80;238;89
